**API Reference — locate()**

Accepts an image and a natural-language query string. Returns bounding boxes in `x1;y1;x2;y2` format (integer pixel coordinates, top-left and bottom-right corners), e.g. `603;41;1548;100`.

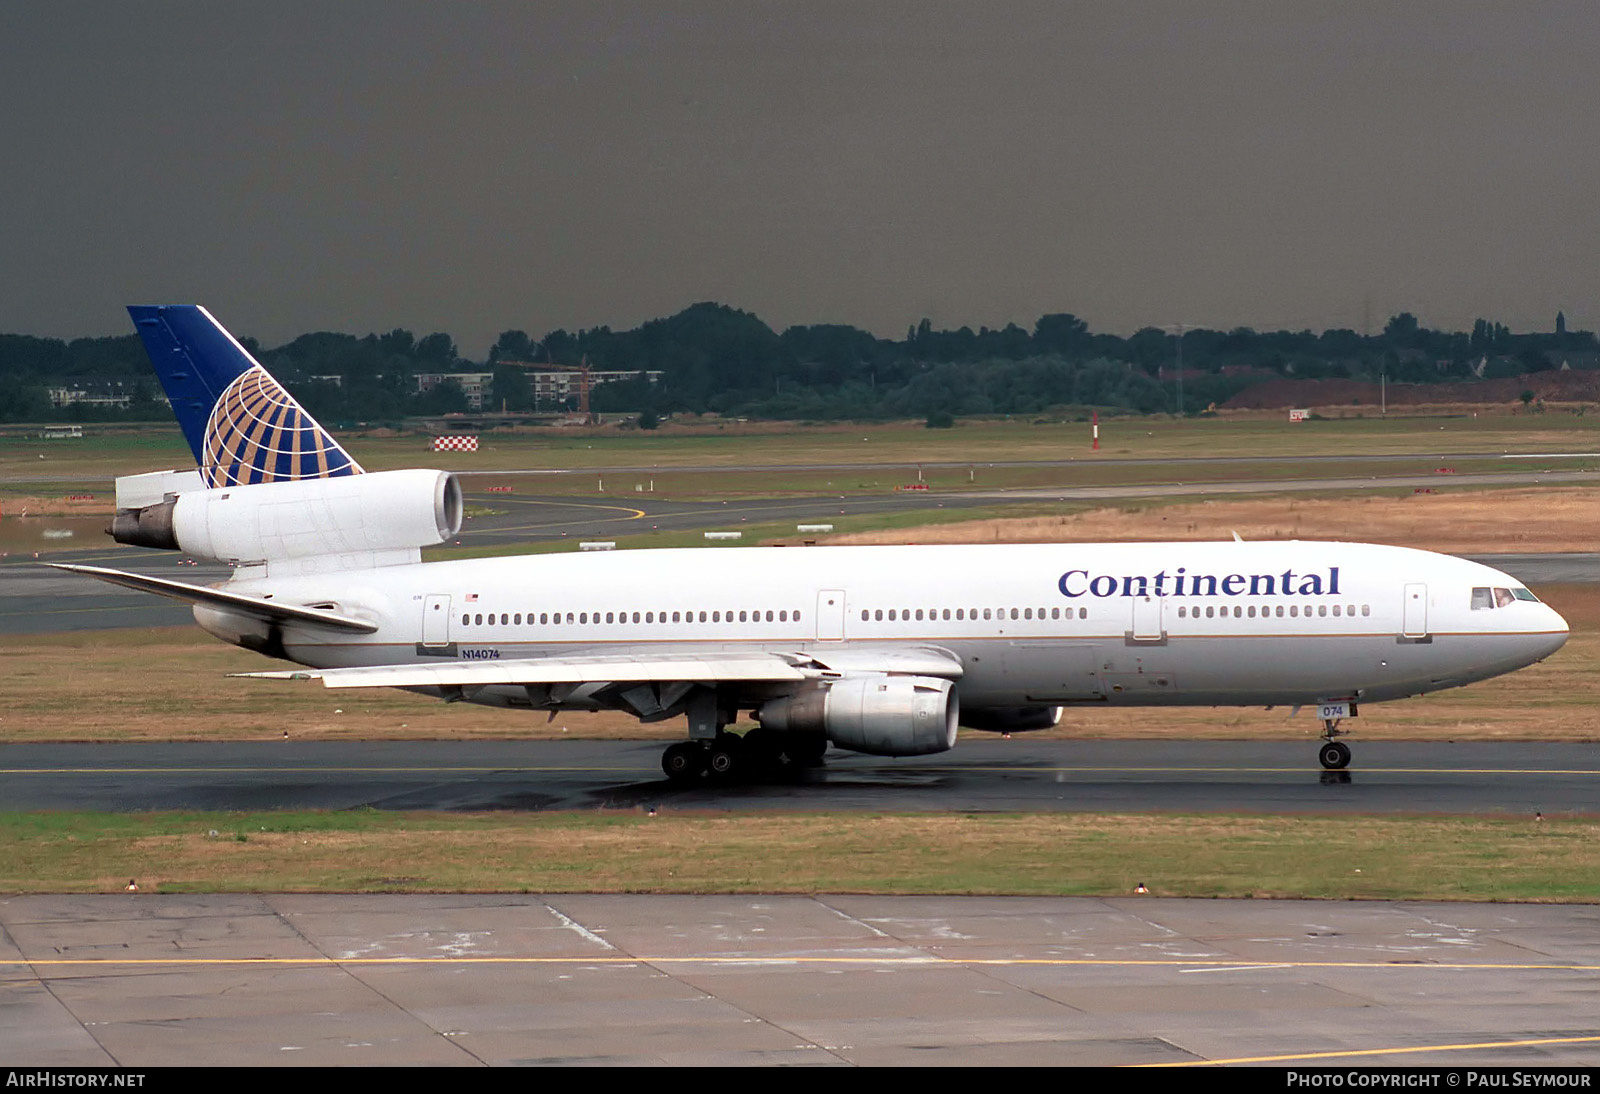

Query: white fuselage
204;540;1569;714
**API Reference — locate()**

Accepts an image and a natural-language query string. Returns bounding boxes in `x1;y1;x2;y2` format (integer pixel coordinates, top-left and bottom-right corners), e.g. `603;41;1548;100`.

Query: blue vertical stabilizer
127;305;362;488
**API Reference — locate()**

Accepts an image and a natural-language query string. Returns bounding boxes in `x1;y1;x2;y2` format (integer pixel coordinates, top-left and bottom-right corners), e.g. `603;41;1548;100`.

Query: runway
6;892;1600;1066
3;740;1596;816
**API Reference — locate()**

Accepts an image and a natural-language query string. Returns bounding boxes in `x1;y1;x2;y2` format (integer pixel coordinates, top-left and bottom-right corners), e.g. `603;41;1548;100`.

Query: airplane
56;305;1570;780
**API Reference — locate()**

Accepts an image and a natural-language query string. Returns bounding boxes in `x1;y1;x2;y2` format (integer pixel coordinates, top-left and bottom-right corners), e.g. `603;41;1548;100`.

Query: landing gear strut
1318;718;1352;770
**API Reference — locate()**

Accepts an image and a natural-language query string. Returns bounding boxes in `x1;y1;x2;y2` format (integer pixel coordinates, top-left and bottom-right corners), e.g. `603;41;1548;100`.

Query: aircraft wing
238;644;965;689
48;563;378;634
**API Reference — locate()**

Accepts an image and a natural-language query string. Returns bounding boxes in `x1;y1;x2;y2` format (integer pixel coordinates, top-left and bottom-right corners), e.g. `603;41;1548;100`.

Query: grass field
803;486;1600;556
4;407;1596;487
3;811;1596;901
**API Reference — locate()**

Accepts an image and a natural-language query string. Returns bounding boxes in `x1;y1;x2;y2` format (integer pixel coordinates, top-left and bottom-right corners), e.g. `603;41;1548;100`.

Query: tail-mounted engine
110;468;463;564
757;675;959;756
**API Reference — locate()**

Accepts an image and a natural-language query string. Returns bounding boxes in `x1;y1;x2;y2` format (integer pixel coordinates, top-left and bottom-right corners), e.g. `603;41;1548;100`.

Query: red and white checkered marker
432;435;479;452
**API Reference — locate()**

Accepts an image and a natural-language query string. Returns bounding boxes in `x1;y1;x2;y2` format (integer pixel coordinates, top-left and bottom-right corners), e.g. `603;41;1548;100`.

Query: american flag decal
201;366;363;488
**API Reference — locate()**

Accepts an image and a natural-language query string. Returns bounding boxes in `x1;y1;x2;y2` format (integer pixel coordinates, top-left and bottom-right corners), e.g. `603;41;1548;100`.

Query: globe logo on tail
201;366;363;487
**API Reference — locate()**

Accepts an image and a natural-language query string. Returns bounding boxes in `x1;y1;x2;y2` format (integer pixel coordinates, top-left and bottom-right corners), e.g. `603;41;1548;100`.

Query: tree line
0;305;1592;424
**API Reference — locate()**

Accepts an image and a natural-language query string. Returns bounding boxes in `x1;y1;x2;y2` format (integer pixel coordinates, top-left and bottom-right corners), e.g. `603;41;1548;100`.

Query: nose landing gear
1318;717;1352;770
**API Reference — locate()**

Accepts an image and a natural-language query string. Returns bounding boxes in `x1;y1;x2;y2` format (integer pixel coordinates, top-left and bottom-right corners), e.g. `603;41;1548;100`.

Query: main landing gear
1318;718;1352;770
661;729;827;785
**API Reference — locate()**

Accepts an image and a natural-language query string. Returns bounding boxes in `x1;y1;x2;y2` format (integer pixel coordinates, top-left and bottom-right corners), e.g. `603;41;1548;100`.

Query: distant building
46;384;133;410
510;364;664;405
415;371;494;410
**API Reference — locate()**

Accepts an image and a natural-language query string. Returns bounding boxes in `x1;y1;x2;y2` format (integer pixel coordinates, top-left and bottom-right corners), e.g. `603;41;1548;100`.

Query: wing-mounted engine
109;468;463;567
756;675;960;756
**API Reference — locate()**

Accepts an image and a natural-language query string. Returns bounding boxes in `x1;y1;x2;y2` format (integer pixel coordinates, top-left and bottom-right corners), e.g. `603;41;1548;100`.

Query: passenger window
462;614;470;626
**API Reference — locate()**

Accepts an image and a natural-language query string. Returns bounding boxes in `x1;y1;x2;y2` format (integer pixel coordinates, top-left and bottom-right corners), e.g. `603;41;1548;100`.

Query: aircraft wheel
741;728;781;772
662;742;704;782
1318;741;1352;770
793;733;828;767
706;735;745;782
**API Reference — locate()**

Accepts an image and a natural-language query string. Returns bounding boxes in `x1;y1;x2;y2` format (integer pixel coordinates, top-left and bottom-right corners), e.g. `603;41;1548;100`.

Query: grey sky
4;2;1598;356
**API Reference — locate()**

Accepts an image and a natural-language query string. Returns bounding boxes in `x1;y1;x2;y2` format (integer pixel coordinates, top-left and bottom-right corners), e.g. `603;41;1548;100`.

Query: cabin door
1131;594;1165;642
816;590;846;641
422;594;452;647
1402;583;1428;637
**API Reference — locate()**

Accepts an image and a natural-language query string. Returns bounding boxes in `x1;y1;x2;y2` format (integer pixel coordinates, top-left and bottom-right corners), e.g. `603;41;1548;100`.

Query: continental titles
1057;566;1341;599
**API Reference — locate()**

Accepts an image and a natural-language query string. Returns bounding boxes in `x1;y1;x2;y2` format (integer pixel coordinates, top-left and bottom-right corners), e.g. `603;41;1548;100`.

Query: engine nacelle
960;705;1064;733
757;676;959;757
110;469;462;563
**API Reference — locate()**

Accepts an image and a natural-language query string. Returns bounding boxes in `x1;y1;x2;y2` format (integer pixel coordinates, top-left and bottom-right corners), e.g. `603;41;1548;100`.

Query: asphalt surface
4;739;1597;816
7;892;1600;1066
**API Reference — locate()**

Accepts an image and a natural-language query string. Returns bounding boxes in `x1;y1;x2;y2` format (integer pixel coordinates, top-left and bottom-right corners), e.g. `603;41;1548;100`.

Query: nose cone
1536;605;1570;660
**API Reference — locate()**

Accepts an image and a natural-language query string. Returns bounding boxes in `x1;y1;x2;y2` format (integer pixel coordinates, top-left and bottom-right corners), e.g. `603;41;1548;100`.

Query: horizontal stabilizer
240;650;812;689
48;563;377;633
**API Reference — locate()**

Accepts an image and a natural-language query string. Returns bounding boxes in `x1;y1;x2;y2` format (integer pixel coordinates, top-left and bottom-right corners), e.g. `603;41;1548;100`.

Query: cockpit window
1475;585;1541;609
